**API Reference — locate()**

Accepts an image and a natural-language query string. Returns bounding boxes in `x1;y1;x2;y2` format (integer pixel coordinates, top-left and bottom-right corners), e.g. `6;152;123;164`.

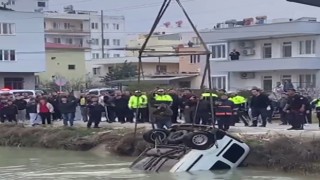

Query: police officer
153;89;173;106
201;90;218;124
128;90;148;123
311;97;320;128
215;93;235;131
283;89;307;130
229;92;249;126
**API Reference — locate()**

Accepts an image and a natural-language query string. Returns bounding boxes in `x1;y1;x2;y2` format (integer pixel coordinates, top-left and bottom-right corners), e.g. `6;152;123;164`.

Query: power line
1;0;194;21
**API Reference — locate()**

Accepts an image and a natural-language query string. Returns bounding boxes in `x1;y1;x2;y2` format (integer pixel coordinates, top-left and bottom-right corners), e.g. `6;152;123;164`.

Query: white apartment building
0;0;49;12
201;17;320;92
44;6;126;60
0;7;45;89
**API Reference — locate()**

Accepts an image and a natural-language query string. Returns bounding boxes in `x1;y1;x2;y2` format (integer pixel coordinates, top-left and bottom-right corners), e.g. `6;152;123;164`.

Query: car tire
183;131;215;150
142;129;169;144
167;130;188;144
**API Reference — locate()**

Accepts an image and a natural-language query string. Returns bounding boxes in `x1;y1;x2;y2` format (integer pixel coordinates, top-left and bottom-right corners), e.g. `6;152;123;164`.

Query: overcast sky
50;0;320;33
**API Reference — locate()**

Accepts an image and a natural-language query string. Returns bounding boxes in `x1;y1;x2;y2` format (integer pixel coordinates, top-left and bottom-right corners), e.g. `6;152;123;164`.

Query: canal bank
0;124;320;175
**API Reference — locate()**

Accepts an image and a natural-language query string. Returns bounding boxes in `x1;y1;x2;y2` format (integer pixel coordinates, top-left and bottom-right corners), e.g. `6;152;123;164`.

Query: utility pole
101;10;105;58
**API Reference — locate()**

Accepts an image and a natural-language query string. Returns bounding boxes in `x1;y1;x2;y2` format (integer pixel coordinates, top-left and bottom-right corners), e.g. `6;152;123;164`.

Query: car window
12;91;34;96
88;91;99;95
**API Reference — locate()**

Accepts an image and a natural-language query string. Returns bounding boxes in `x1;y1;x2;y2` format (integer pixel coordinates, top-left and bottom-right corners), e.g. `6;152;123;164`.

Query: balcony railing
45;28;90;34
211;57;320;72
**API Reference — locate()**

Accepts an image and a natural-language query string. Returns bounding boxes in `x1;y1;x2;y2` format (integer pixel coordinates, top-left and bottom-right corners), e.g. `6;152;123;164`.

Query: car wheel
183;132;215;150
142;129;169;144
167;130;188;144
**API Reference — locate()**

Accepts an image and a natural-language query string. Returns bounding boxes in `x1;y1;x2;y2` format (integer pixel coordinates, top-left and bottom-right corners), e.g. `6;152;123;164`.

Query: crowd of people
0;87;319;131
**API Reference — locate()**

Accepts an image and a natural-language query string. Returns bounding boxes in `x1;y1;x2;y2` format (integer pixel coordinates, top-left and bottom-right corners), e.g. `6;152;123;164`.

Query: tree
102;60;138;83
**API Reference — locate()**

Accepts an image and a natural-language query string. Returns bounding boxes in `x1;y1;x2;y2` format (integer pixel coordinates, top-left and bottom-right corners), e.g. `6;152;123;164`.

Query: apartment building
0;0;49;12
44;6;126;60
201;16;320;91
87;31;201;87
0;7;45;89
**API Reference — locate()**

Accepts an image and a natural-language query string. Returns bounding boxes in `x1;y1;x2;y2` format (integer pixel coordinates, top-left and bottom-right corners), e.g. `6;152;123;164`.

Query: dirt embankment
1;124;320;174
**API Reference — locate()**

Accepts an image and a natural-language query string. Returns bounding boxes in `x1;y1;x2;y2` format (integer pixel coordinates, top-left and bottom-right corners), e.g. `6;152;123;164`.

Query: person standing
128;90;148;123
250;88;271;127
283;89;307;130
79;94;88;122
229;49;240;60
278;93;288;125
37;98;54;125
14;96;27;122
114;91;129;123
311;97;320;128
153;103;173;129
180;89;194;123
87;97;105;128
103;92;116;123
59;97;76;127
168;89;180;124
3;100;18;123
215;94;235;131
26;98;41;126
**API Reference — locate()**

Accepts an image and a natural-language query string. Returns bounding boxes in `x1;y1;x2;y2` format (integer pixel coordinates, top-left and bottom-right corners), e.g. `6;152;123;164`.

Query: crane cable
134;0;172;141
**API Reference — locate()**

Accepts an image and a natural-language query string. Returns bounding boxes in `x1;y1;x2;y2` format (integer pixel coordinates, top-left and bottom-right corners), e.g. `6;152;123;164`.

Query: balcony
211;57;320;72
45;28;90;36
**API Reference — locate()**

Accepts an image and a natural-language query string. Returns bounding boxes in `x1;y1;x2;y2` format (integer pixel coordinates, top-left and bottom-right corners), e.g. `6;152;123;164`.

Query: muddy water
0;147;317;180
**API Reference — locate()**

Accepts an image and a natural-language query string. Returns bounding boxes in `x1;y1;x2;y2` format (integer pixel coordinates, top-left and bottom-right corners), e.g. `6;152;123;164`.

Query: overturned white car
130;124;250;172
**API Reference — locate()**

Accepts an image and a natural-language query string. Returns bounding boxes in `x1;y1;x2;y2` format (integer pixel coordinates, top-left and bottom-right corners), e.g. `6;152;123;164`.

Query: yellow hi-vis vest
154;94;173;102
128;95;148;109
80;98;86;106
230;95;246;105
316;99;320;107
201;93;218;98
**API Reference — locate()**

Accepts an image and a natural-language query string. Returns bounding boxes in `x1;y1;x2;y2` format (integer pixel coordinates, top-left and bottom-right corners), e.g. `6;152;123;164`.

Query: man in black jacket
14;96;27;122
250;88;271;127
168;89;180;124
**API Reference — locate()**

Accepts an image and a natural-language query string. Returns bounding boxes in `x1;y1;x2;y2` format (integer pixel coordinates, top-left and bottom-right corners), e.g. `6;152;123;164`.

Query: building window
37;1;47;7
53;22;59;29
93;67;101;75
209;43;227;60
113;23;119;30
92;38;99;45
92;53;99;59
44;22;46;29
113;54;120;58
0;50;15;61
64;23;71;29
299;74;316;88
192;37;200;45
113;39;120;46
300;40;316;55
91;23;99;29
103;39;110;46
282;42;292;58
66;38;73;44
4;78;24;89
190;55;200;63
103;53;110;58
0;23;15;35
263;43;272;58
54;38;61;43
104;23;109;29
156;65;167;73
211;76;227;90
68;65;76;70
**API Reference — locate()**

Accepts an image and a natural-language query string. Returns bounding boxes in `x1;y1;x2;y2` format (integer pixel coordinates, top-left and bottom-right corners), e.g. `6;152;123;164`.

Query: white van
87;88;117;96
131;126;250;172
10;89;44;97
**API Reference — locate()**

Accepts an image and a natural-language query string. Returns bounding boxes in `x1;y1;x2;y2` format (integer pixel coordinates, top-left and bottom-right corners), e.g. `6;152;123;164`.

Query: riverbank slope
1;123;320;175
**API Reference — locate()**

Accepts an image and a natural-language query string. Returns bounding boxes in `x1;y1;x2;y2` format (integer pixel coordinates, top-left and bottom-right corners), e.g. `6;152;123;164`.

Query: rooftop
201;17;320;42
